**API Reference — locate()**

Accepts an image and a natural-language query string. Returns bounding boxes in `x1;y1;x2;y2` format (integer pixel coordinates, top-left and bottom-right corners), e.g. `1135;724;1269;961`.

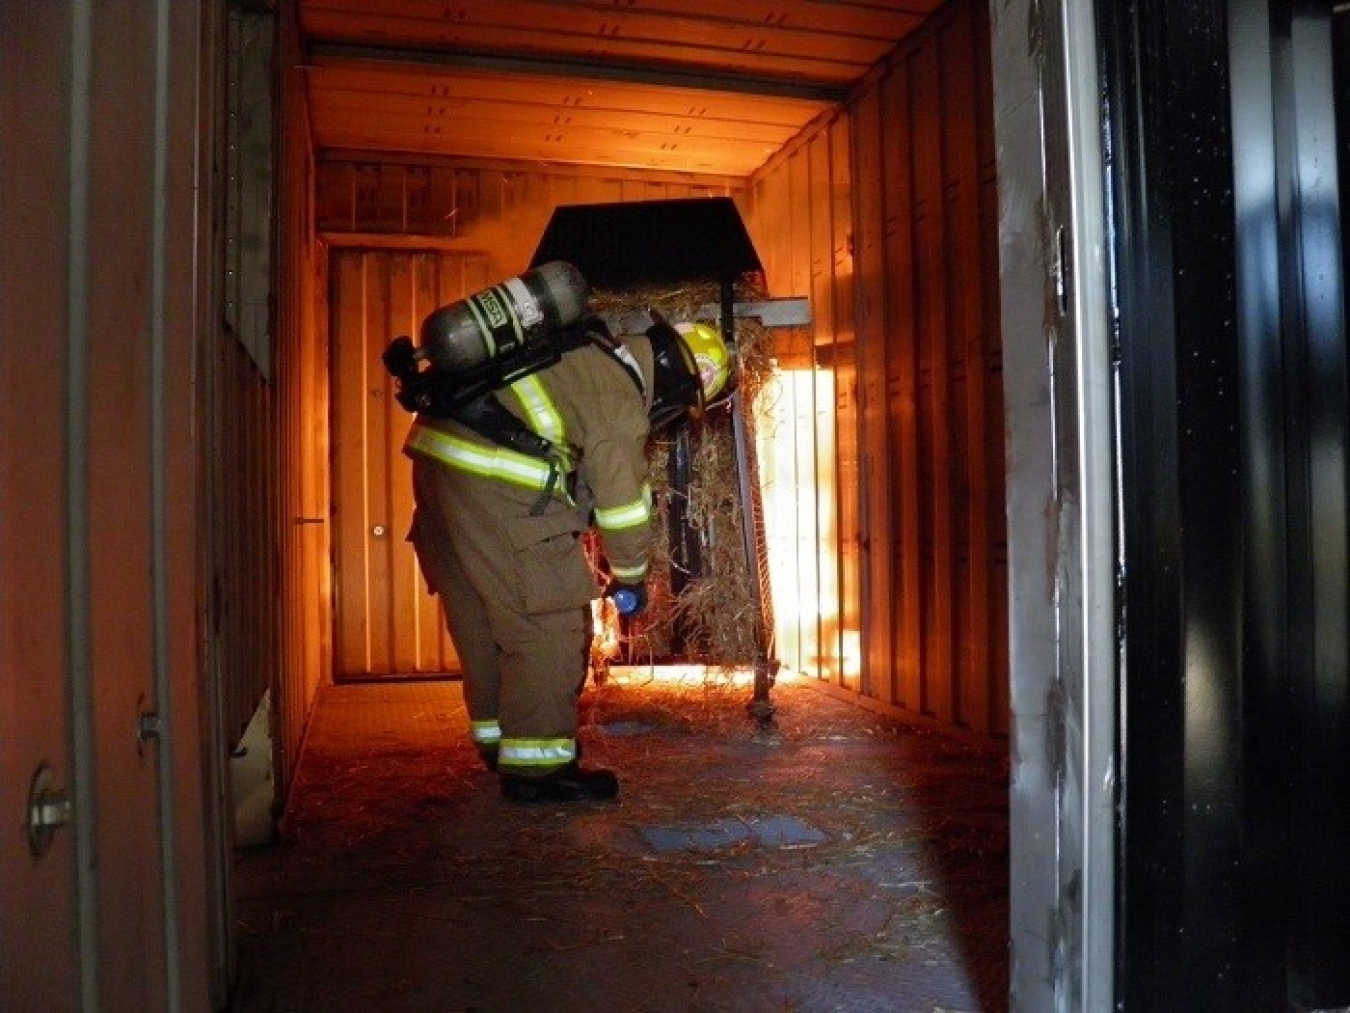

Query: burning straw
588;276;777;673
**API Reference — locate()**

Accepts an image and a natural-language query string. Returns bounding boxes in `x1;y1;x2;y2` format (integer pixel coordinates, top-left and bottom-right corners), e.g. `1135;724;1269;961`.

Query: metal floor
229;671;1009;1013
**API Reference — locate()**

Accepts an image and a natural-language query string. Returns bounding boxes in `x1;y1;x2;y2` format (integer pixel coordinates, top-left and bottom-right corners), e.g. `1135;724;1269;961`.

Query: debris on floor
230;669;1009;1013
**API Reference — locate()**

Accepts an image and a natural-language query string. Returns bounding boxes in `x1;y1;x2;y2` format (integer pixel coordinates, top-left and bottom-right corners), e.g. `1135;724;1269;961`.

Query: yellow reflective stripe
595;482;653;532
405;424;553;490
611;561;647;582
507;373;565;449
470;720;501;745
498;738;576;767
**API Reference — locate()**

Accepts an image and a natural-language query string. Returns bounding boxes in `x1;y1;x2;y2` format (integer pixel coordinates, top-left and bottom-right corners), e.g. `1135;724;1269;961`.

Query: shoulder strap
448;314;627;455
582;318;646;399
450;395;556;461
448;393;571;516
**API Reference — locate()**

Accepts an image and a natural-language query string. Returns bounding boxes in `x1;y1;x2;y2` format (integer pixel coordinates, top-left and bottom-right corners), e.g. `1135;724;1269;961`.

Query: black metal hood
529;196;763;290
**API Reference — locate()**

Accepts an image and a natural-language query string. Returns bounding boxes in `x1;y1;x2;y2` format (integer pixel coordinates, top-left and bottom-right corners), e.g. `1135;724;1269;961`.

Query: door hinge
1054;224;1070;315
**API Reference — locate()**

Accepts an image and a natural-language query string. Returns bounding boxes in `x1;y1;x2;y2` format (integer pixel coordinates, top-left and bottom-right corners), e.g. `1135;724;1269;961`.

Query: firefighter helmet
675;321;733;409
645;312;735;433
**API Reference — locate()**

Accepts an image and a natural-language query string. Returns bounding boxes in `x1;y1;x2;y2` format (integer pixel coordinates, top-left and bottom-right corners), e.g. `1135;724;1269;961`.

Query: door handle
27;763;72;858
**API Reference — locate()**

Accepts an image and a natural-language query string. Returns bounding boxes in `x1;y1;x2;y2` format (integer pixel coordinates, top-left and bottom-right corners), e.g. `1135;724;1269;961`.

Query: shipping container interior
230;0;1009;813
221;0;1012;996
11;1;1348;1010
0;0;1021;1009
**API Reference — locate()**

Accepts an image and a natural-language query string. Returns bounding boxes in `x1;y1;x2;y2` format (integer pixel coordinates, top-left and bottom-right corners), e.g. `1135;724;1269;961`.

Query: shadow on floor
230;671;1009;1013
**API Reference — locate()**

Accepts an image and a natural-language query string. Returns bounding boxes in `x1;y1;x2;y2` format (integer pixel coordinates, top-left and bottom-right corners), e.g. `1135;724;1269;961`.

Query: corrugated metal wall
273;0;332;807
210;3;282;772
2;1;219;1007
1105;2;1350;1005
212;334;279;749
209;0;329;832
742;0;1007;738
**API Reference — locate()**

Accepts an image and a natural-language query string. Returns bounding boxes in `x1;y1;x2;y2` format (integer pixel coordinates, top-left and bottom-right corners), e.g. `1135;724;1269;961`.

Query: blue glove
606;581;647;616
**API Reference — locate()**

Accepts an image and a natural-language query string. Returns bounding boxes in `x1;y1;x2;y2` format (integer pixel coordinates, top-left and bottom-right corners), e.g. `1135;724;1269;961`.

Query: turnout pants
409;456;595;776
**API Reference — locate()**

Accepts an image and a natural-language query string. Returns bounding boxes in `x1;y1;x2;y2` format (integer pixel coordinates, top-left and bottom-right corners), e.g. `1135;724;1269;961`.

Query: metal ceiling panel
298;0;940;176
301;0;934;85
305;61;832;175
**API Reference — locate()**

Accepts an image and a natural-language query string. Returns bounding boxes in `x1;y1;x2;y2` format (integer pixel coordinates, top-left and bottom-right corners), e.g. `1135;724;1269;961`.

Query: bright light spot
602;664;808;689
841;630;861;679
753;368;847;680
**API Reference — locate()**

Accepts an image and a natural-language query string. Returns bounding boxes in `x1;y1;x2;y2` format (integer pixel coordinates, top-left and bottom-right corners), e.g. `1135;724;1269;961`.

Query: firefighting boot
476;746;499;772
499;762;619;803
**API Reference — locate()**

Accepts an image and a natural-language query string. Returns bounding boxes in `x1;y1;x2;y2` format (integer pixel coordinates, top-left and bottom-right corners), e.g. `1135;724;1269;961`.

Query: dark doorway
1102;0;1350;1007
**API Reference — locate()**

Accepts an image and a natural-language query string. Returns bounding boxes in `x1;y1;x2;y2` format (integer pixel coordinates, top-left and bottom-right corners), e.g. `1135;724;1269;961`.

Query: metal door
997;0;1349;1007
1;2;217;1010
0;47;82;988
331;248;480;679
1103;0;1350;1007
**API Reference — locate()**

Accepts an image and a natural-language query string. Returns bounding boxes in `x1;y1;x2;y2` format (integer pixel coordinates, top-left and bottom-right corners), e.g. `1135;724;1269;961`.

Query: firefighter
404;311;733;802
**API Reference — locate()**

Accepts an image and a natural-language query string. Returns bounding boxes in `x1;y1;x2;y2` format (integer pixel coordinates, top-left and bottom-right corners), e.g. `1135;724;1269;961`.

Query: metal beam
606;298;811;336
307;40;848;103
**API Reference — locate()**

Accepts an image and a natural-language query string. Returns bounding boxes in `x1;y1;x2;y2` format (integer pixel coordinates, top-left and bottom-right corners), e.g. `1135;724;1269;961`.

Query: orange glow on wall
753;368;852;683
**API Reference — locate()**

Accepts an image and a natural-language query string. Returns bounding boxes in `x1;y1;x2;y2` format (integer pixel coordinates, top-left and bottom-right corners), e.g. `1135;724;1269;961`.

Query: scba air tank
418;261;590;372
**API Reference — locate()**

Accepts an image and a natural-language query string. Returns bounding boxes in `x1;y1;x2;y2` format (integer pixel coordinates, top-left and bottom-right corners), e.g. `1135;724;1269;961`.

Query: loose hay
242;678;1010;1013
588;275;779;671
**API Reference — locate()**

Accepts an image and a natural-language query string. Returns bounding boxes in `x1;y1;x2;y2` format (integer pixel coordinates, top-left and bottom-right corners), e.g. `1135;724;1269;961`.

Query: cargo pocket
406;509;441;596
508;511;595;614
